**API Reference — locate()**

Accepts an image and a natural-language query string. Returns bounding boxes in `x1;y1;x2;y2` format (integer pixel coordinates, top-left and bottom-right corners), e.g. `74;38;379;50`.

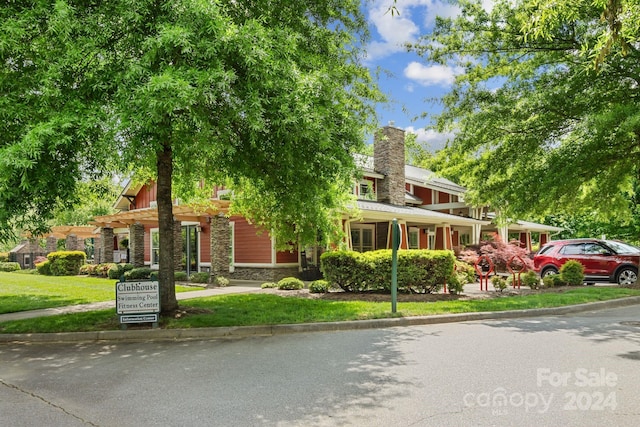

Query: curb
2;296;640;344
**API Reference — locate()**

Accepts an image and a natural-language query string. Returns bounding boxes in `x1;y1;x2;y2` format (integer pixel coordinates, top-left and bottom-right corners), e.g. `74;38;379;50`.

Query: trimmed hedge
0;262;21;272
40;251;86;276
321;249;455;294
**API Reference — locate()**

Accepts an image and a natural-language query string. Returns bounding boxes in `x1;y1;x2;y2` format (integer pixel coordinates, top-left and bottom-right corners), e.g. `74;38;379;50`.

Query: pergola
90;201;231;228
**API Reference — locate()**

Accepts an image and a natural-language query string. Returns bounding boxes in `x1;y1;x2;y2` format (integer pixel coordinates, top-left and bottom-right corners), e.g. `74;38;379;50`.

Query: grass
0;271;203;314
1;286;638;334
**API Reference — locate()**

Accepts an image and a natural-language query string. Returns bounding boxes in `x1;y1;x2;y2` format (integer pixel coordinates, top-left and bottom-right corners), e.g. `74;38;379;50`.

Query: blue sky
362;0;467;151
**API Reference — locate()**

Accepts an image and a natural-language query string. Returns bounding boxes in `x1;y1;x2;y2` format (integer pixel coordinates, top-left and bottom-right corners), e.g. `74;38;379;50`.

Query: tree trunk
157;141;178;314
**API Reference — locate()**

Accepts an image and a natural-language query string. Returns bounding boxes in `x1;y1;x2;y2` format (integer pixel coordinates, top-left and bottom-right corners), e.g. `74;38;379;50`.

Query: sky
361;0;467;152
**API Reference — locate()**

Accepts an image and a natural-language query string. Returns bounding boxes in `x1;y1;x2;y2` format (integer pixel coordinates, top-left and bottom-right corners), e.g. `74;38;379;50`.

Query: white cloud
403;61;462;86
405;126;455;152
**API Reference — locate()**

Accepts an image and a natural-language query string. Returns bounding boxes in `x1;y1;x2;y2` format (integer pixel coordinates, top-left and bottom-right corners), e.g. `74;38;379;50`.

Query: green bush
212;276;229;287
522;271;541;290
44;251;86;276
455;260;477;285
0;252;9;262
125;267;153;280
0;262;21;272
560;260;585;286
190;272;210;284
277;277;305;290
309;279;331;293
79;264;94;275
321;249;455;294
261;282;278;289
174;271;189;281
446;274;465;295
491;275;508;292
36;260;51;275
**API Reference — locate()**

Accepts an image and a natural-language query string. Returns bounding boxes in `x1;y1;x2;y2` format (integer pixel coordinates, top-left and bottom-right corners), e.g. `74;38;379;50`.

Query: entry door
182;225;199;276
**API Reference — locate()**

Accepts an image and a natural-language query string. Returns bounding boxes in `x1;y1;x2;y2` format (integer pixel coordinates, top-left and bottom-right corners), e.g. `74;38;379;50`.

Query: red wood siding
135;183;157;209
276;250;298;263
438;191;450;204
420;229;428;249
233;217;272;263
200;225;211;263
413;186;432;205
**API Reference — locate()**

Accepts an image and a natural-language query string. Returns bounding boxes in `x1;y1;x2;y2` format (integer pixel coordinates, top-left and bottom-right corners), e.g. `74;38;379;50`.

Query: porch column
343;220;352;250
434;224;453;250
129;222;145;267
519;231;532;251
210;214;230;277
46;236;58;254
497;225;509;243
65;234;78;251
173;220;182;271
386;220;408;249
101;227;114;263
472;223;482;245
540;233;549;246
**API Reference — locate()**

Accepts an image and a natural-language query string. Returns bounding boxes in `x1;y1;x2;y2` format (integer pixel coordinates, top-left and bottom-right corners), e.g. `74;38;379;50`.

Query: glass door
182;225;199;276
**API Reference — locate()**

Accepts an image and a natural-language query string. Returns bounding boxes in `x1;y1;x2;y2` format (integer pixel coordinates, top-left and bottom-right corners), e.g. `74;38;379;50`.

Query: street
1;305;640;426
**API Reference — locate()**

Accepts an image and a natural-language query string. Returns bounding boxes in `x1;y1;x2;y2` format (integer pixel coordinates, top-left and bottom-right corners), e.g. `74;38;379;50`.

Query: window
560;244;583;255
151;229;160;266
459;233;470;246
351;225;375;252
358;180;375;200
408;228;420;249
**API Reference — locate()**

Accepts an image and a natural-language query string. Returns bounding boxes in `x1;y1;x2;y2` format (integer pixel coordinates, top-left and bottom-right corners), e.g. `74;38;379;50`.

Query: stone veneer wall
46;236;57;254
210;214;230;276
129;222;145;267
374;125;406;206
231;267;300;282
100;227;114;264
65;234;78;251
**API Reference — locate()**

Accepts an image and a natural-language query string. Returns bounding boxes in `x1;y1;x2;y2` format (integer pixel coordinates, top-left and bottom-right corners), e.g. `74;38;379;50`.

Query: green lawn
0;272;202;314
1;286;638;334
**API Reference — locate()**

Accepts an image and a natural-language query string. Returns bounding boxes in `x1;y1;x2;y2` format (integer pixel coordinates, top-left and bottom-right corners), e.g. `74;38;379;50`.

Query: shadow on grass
0;295;90;315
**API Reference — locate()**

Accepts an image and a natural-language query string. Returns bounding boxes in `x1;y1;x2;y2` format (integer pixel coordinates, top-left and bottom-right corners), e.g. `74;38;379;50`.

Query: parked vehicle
533;239;639;285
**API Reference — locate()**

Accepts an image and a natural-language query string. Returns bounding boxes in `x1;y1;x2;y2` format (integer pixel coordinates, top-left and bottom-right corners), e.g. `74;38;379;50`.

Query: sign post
391;218;401;313
116;280;160;329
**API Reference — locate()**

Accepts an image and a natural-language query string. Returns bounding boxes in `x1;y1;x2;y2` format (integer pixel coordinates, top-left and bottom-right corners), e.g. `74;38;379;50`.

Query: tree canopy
410;0;640;235
1;0;381;312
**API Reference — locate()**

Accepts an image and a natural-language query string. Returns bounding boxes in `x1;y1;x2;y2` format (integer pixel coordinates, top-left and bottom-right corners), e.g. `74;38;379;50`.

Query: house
83;125;560;281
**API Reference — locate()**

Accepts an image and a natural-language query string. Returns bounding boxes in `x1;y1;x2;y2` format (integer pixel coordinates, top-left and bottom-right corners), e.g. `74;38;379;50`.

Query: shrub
261;282;278;289
309;279;331;293
0;262;21;272
321;249;455;294
277;277;304;290
36;260;51;275
108;265;122;280
459;233;533;274
46;251;86;276
125;267;153;280
79;264;94;275
446;274;465;295
0;252;9;262
560;260;585;286
190;272;210;284
491;275;508;292
522;271;541;290
212;276;229;287
174;271;189;281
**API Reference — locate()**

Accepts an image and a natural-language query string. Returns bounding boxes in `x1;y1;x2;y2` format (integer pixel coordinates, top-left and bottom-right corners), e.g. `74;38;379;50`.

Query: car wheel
617;268;638;286
541;267;558;278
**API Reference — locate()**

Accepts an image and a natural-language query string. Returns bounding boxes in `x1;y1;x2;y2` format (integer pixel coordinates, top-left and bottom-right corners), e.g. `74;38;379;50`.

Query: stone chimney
374;125;405;206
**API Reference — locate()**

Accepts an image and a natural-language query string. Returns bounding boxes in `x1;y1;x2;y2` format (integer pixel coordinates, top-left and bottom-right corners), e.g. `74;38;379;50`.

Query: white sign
116;281;160;315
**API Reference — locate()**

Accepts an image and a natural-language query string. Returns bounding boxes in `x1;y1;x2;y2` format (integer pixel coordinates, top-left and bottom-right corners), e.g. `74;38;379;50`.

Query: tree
409;0;640;233
0;1;381;314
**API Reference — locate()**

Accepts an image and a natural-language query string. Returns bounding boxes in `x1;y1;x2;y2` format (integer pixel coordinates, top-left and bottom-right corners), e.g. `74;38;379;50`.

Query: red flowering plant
458;233;533;273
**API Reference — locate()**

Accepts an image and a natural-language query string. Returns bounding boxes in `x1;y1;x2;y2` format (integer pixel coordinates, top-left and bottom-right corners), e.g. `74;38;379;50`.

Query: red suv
534;239;639;285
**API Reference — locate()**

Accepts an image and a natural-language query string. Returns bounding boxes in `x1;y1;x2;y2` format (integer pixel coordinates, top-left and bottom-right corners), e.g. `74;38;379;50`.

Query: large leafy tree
410;0;640;238
1;0;380;314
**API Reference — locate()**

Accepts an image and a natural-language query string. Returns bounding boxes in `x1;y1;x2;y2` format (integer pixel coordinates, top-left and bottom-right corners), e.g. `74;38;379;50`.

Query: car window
584;243;610;255
604;240;640;254
560;243;583;255
537;245;555;255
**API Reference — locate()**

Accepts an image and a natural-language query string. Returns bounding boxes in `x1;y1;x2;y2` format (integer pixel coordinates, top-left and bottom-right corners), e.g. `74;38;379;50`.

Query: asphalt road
1;305;640;426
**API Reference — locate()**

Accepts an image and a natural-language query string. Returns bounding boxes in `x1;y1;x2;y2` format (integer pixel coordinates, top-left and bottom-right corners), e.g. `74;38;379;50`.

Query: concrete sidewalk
0;280;265;323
